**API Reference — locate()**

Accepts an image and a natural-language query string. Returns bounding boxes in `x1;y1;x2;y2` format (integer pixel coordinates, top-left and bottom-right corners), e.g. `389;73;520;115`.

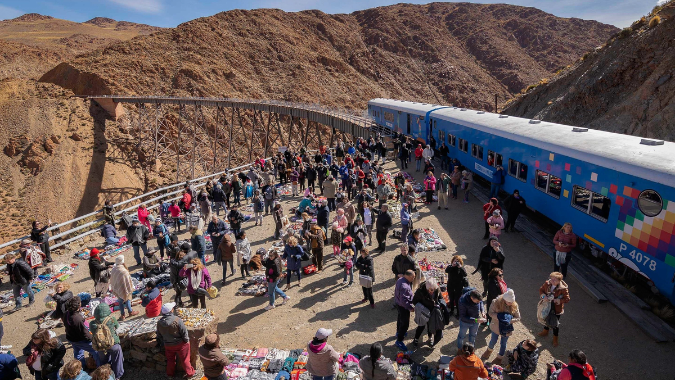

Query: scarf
190;269;203;291
555;251;567;266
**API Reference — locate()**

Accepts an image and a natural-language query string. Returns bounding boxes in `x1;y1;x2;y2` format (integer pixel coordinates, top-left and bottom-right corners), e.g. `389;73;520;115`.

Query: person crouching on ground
199;334;229;380
306;328;340;380
449;342;488;380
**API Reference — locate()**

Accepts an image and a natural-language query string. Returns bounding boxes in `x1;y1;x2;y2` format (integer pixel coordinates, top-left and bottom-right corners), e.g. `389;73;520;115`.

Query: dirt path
3;160;674;379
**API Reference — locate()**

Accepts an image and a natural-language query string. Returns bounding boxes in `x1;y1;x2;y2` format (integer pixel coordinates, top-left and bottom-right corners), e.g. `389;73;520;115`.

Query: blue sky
0;0;668;28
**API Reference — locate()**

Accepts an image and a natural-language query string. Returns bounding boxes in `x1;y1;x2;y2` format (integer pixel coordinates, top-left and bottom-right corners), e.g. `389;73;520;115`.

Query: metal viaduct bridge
0;96;381;260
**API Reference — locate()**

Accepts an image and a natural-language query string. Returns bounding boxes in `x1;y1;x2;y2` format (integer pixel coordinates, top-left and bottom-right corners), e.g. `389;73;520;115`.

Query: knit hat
205;334;219;346
343;236;353;243
115;256;125;265
355;214;362;222
502;288;515;303
90;248;99;258
493;209;501;216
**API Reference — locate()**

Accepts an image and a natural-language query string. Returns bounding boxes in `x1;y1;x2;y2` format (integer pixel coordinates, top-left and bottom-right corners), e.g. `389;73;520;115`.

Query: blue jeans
197;251;206;265
442;156;450;169
286;268;302;285
488;332;509;356
100;343;124;380
132;243;148;265
117;298;133;316
416;159;422;171
456;320;479;350
12;283;34;307
489;183;502;199
105;236;120;245
343;267;353;284
268;280;287;306
313;376;334;380
70;339;101;367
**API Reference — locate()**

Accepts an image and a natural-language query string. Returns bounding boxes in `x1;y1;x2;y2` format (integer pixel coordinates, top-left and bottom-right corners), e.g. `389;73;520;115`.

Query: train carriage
368;98;675;303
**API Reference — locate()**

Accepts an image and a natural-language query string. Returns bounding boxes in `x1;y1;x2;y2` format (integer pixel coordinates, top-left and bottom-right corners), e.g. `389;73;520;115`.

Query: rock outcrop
503;2;675;141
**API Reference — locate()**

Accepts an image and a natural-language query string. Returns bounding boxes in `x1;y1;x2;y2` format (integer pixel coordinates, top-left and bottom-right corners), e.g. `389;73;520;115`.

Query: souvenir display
417;258;450;284
415;228;446;252
175;308;216;328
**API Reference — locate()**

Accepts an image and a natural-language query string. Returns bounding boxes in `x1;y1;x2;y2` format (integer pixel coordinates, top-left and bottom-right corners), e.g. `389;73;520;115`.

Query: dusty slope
0;79;144;243
40;3;617;109
0;13;162;80
503;2;675;140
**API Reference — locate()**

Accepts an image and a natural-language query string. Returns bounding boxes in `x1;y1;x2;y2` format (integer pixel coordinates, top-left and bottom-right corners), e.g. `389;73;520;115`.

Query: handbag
177;278;188;291
537;298;551;325
196;287;209;296
359;275;373;288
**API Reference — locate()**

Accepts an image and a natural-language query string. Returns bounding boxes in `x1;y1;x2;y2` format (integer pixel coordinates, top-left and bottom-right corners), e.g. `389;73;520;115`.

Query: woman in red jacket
137;204;151;231
552;223;577;278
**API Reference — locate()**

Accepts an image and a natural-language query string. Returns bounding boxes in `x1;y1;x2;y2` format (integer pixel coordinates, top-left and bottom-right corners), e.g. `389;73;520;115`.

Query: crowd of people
1;133;597;380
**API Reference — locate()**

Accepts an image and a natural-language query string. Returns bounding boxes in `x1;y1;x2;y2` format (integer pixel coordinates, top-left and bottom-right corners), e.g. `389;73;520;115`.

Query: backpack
265;186;274;200
92;315;115;351
160;202;171;216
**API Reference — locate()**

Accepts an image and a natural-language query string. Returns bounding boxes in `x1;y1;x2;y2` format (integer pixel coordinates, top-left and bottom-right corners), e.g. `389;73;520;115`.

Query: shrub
618;27;632;39
633;16;647;29
649;15;661;28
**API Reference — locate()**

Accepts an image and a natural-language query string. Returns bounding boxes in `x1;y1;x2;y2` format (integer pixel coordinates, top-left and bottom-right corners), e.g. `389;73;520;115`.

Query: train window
438;130;445;143
508;159;528;182
487;150;503;167
535;170;561;199
638;190;663;217
448;134;456;147
384;111;394;122
572;185;610;222
458;138;468;153
471;144;483;160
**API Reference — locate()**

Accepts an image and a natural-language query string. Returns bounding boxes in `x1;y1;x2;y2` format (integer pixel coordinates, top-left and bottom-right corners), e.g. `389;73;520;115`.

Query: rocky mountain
503;2;675;141
0;13;163;80
40;3;617;110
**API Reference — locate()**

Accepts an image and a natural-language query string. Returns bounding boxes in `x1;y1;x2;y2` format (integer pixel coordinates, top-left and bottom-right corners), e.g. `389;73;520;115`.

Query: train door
428;118;434;145
407;114;411;135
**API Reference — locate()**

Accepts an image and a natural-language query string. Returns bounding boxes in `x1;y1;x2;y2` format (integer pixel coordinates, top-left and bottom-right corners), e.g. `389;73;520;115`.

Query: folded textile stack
416;228;446;252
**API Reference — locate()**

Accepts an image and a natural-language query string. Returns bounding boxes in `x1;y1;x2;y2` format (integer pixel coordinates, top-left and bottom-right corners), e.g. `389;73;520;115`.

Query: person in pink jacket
423;172;437;205
486;210;505;238
137;204;152;231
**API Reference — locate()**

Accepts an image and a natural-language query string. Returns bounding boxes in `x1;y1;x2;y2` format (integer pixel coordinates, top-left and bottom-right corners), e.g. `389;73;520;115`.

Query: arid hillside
503;2;675;141
40;3;617;110
0;13;163;80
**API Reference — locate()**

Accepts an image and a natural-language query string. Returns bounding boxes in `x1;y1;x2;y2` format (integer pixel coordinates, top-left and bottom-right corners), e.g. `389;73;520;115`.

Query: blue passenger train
368;98;675;303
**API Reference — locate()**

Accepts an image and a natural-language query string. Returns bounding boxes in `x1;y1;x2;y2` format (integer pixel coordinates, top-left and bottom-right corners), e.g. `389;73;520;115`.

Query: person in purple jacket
179;258;212;309
394;270;416;351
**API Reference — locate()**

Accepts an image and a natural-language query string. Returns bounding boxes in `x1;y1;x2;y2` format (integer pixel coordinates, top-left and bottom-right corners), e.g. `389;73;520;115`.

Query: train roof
369;98;446;115
369;98;675;188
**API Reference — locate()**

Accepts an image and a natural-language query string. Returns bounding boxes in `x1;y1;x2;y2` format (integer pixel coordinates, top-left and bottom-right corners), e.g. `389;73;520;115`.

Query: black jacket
473;246;505;279
485;276;503;310
264;257;283;282
31;226;50;244
212;186;226;203
88;257;113;284
412;282;440;311
355;255;375;281
504;194;527;215
375;211;393;231
52;290;73;321
64;310;93;342
228;210;245;230
316;206;330;227
445;265;469;290
23;339;66;376
8;259;34;285
391;254;417;276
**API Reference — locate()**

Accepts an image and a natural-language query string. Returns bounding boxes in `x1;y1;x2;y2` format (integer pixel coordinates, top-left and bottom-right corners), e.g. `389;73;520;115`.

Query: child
235;231;252;279
331;222;342;256
253;190;264;226
487;210;505;238
342;249;354;287
90;364;115;380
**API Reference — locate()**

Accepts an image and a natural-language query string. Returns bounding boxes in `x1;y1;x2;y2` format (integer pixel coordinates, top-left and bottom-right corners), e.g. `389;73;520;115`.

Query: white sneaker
282;296;291;305
264;304;275;311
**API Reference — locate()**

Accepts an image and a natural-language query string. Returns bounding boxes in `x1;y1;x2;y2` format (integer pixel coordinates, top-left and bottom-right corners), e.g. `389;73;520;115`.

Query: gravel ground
3;160;675;380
